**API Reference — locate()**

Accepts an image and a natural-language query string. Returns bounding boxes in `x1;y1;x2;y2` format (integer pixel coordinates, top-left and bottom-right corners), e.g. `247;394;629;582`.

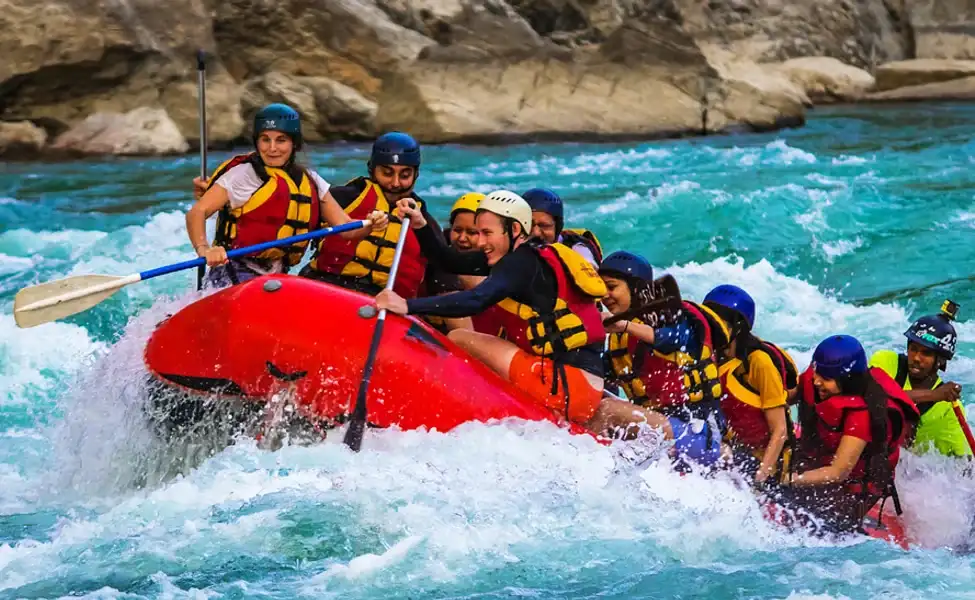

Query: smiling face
449;211;479;251
600;275;632;315
812;371;842;401
256;131;294;167
372;164;417;200
476;211;524;266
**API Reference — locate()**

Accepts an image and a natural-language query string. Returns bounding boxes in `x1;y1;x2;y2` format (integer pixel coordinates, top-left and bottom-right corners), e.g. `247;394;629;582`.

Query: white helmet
478;190;532;238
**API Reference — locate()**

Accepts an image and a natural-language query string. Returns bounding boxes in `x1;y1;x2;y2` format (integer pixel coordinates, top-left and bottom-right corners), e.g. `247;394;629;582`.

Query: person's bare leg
586;398;674;440
447;329;520;379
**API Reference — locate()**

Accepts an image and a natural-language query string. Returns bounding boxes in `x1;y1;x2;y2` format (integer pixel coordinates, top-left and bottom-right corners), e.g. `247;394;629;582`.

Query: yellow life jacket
652;301;728;404
311;178;427;298
211;154;320;266
495;243;607;357
607;317;649;404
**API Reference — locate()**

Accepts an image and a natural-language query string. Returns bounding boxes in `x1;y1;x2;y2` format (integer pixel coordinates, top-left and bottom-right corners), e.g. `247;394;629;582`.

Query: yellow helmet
450;192;485;221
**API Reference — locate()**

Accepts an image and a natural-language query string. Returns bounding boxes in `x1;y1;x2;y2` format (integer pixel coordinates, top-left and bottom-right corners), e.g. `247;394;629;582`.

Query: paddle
951;403;975;457
603;274;683;326
343;215;413;452
12;220;370;328
197;49;208;180
195;49;209;291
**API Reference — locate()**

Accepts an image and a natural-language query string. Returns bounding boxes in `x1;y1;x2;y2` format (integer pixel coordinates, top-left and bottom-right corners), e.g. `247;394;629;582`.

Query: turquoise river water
1;103;975;599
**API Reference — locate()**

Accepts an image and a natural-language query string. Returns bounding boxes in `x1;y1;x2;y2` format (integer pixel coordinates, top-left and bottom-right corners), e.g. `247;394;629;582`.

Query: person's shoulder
328;177;369;206
305;170;332;196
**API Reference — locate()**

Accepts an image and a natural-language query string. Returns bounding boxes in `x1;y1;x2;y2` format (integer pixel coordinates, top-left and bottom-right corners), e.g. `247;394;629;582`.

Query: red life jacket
494;244;606;357
211;153;321;267
309;177;426;298
797;366;919;483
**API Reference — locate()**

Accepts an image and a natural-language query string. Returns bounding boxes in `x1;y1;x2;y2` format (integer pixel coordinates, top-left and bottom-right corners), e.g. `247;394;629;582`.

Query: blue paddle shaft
137;220;368;281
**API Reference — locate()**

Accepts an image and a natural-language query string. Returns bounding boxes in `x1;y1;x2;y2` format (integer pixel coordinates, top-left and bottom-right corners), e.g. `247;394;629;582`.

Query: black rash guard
405;223;603;376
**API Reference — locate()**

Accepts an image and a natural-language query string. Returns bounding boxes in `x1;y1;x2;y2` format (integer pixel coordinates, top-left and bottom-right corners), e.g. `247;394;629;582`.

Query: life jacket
494;243;606;358
210;153;320;266
309;177;426;298
796;366;919;498
719;341;797;451
606;318;684;409
644;301;727;409
560;229;603;264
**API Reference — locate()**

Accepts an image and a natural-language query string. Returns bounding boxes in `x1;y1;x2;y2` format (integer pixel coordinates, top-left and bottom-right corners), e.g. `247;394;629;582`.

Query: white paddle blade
13;274;137;328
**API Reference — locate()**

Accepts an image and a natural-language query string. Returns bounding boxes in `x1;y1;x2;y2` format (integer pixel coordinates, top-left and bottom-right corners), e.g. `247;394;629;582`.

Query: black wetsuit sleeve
413;221;490;275
406;249;534;317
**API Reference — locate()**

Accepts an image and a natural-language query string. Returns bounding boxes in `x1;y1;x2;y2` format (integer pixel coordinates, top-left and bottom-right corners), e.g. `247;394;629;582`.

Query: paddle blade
14;274;131;328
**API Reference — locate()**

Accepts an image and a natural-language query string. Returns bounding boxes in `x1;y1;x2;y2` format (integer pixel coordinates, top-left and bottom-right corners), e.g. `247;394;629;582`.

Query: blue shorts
668;414;723;467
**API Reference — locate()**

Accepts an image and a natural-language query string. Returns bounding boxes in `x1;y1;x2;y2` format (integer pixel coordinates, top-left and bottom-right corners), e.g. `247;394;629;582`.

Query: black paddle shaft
343;314;386;450
343;213;413;452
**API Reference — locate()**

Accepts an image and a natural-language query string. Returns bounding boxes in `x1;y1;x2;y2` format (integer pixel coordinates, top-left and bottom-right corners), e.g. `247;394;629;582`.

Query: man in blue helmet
702;284;798;486
868;300;972;457
523;188;603;268
186;103;386;288
298;131;440;298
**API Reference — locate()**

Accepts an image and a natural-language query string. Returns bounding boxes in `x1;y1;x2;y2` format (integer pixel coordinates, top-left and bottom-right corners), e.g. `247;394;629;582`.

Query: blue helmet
704;284;756;329
369;132;421;170
599;251;653;282
812;335;868;380
523;188;564;220
253;103;302;149
904;300;958;360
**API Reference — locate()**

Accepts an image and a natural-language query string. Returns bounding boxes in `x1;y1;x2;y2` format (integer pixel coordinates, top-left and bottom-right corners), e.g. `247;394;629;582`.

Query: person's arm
318;189;387;240
414;220;491;275
603;314;656;344
756;407;789;483
751;353;790;483
905;384;962;406
406;253;526;317
185;183;231;266
787;435;868;487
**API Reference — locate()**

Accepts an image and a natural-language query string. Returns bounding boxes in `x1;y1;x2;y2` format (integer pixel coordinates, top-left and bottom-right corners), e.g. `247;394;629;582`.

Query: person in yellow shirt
703;285;798;486
868;300;973;457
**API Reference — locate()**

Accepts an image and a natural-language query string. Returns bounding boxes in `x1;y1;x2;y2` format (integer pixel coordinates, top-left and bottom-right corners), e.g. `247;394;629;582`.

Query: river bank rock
50;107;189;156
0;121;47;159
775;57;876;102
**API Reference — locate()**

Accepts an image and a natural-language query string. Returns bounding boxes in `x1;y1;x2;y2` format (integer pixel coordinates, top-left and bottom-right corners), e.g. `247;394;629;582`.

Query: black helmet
904;299;960;360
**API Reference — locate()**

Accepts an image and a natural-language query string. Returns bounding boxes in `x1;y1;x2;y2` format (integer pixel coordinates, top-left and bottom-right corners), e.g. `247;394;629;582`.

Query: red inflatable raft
144;274;562;437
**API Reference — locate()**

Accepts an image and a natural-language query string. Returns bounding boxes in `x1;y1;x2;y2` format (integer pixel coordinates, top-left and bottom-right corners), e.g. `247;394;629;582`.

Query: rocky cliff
0;0;970;155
